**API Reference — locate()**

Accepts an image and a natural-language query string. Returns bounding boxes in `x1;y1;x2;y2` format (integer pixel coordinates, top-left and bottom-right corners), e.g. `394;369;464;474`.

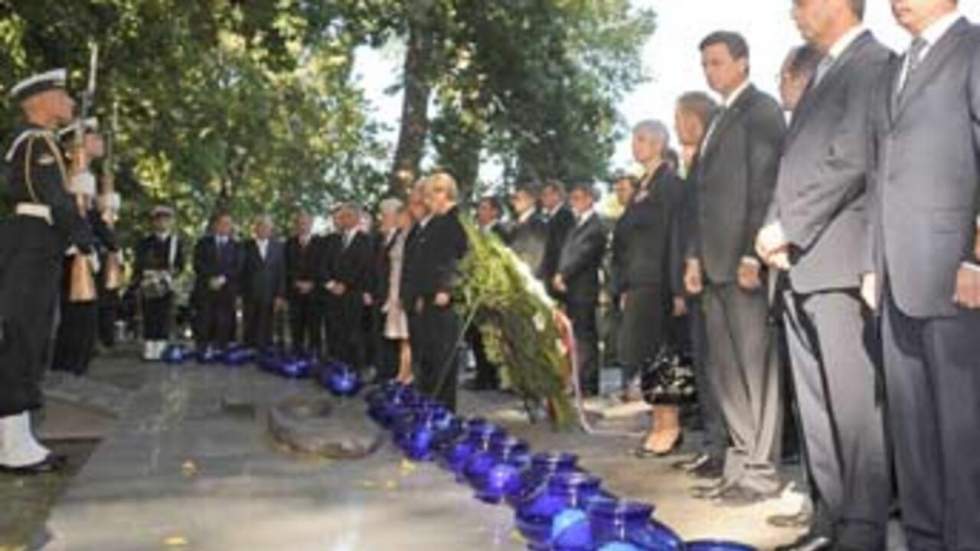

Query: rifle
67;42;99;303
102;99;124;291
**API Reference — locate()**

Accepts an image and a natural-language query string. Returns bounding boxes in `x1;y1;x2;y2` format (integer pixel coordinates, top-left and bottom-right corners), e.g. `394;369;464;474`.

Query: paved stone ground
0;350;860;551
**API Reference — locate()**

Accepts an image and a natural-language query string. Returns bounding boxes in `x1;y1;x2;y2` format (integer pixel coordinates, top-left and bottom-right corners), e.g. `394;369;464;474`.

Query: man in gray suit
863;2;980;550
756;1;890;549
684;31;787;506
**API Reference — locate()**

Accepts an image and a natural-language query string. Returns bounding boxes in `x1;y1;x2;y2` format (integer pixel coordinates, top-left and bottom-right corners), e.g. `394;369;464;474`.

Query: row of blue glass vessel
365;380;757;551
159;343;363;397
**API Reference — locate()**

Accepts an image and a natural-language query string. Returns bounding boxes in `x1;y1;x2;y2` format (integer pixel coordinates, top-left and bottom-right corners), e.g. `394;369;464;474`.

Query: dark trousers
142;294;174;340
702;283;782;494
52;300;98;375
783;290;889;549
288;292;319;355
330;293;366;370
196;288;237;349
687;295;727;461
566;298;599;395
377;338;400;382
409;302;461;411
243;298;275;350
0;220;61;416
882;284;980;551
97;291;118;348
468;325;499;389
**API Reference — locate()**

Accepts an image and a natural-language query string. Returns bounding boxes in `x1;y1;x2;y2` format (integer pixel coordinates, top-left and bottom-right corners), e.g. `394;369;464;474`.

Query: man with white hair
0;68;95;474
241;215;286;349
321;203;375;370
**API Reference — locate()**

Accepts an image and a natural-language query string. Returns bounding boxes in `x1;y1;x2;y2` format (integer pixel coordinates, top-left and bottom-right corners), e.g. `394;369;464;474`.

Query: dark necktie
899;37;928;100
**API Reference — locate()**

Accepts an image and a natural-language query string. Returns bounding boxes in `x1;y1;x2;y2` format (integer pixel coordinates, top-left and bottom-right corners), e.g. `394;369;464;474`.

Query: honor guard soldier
133;206;184;360
0;69;96;474
52;117;118;375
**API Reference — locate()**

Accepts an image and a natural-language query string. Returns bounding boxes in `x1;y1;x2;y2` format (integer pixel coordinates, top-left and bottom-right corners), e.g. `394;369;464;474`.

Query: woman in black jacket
612;119;687;456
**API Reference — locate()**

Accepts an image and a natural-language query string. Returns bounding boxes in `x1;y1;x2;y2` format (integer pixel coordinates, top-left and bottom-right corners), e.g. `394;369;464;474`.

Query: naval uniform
0;124;94;416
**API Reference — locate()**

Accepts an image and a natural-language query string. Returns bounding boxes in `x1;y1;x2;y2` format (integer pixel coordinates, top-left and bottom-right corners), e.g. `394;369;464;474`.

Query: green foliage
431;0;657;193
456;218;574;428
0;0;386;244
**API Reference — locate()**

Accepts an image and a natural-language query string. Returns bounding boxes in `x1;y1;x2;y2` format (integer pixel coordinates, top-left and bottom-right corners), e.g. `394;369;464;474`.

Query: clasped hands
755;221;791;271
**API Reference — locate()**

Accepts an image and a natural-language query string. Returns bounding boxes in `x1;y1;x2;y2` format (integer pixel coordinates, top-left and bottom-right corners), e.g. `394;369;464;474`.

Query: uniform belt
15;203;53;225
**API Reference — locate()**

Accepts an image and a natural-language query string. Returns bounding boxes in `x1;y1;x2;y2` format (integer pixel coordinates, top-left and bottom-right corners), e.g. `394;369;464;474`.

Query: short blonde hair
427;172;458;201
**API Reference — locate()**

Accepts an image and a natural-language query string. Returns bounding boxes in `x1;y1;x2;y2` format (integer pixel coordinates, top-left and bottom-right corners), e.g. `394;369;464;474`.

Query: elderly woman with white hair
611;119;687;457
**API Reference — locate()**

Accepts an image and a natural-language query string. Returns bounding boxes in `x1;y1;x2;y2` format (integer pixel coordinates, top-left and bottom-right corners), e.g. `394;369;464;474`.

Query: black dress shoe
716;483;782;507
690;479;729;499
671;452;709;471
0;454;67;476
773;532;833;551
689;456;724;479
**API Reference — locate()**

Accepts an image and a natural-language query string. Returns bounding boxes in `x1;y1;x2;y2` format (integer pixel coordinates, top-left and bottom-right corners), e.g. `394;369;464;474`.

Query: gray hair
632;119;671;151
379;197;404;214
255;214;274;227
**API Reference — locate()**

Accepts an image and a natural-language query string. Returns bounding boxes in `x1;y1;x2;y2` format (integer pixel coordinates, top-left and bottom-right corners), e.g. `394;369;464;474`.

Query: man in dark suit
673;91;729;481
683;31;787;505
756;2;891;548
402;174;468;411
320;203;374;371
863;3;980;549
285;211;320;355
508;183;548;275
241;216;286;350
539;180;576;297
468;195;508;391
316;208;343;359
193;211;243;352
553;183;606;396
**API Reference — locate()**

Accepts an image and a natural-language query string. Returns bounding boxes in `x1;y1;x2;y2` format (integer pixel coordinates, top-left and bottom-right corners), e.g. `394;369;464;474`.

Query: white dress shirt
897;10;962;90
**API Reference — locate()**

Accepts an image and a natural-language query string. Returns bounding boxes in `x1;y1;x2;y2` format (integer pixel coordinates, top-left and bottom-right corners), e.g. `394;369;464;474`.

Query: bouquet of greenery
455;219;574;428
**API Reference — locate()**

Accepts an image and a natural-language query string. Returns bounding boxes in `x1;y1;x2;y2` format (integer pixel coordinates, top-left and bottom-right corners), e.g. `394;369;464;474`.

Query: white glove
209;275;227;290
86;253;101;274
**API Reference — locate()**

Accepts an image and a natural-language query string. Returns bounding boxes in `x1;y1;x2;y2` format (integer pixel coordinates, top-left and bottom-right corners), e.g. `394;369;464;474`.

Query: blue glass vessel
161;343;191;364
506;452;580;509
467;435;531;503
436;420;505;477
514;471;604;551
278;356;313;378
588;499;684;550
320;361;362;397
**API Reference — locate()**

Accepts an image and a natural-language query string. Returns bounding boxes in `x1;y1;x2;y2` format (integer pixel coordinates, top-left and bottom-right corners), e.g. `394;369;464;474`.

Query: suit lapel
895;18;970;118
787;32;871;144
700;85;755;166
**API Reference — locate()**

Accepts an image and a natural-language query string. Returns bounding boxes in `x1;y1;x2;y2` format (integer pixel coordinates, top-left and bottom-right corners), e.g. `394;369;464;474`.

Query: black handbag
639;347;697;406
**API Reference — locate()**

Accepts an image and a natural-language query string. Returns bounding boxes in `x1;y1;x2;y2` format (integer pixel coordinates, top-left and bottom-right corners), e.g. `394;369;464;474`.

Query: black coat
506;211;548;274
133;233;185;288
241;238;286;303
285;234;320;298
401;207;468;307
612;164;686;296
540;205;576;289
557;213;606;304
690;84;786;283
193;235;243;297
321;231;375;295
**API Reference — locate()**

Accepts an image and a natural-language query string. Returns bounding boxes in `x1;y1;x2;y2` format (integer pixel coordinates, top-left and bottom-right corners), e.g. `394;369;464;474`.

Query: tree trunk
388;20;437;197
